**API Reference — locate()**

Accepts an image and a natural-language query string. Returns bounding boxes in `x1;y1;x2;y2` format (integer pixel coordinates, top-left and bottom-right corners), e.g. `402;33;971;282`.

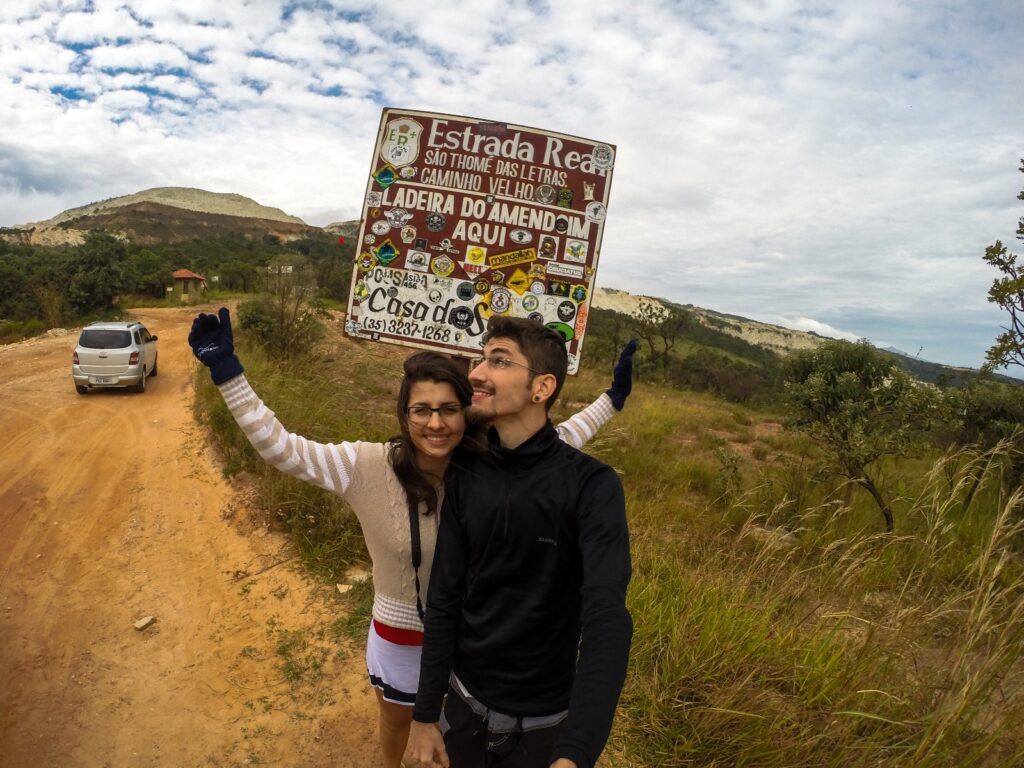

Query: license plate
93;376;114;384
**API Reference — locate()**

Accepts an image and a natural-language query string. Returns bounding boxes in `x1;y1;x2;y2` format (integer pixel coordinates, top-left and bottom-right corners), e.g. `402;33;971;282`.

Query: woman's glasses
404;403;467;425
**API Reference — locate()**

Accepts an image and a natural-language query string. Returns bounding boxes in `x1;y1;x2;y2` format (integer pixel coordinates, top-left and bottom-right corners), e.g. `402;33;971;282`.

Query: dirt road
0;306;379;767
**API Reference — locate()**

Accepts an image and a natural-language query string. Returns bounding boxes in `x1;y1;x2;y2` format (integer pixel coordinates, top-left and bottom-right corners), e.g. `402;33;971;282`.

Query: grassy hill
194;313;1024;768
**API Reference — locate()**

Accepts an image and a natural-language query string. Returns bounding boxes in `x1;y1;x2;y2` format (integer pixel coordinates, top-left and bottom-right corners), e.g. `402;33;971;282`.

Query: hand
407;721;449;767
188;307;244;385
606;339;638;410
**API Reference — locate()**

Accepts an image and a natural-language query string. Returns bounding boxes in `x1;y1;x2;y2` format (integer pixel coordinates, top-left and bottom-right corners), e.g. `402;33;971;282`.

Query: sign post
345;108;615;373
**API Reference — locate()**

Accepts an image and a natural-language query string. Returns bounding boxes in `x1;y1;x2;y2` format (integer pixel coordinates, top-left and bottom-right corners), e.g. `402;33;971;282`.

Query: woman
188;308;634;767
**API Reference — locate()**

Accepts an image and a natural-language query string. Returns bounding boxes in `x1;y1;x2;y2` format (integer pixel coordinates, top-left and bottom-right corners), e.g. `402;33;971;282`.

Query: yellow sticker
506;268;530;296
478;294;494;320
488;247;537;269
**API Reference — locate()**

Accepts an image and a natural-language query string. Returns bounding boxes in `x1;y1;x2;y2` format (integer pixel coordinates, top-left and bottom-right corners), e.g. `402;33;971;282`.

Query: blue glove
606;339;638;410
188;307;244;385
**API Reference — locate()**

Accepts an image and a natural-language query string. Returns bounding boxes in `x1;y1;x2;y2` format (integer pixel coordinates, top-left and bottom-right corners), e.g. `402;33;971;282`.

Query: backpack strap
408;499;425;621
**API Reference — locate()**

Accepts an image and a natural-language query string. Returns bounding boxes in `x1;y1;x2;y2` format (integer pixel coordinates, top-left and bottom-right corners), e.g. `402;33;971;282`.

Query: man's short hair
482;316;568;409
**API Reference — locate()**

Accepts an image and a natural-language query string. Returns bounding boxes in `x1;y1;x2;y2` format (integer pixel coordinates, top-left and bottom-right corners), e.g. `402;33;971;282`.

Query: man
408;317;633;768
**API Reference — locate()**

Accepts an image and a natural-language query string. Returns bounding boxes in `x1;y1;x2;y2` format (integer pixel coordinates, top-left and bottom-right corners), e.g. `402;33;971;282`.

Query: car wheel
150;355;158;377
76;385;88;395
135;370;147;393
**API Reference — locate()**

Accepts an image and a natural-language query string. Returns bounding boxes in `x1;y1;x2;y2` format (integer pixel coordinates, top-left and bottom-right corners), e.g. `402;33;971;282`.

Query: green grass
196;327;1024;767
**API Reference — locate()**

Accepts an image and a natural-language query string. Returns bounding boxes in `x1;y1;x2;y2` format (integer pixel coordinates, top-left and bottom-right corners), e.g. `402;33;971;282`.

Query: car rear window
79;330;132;349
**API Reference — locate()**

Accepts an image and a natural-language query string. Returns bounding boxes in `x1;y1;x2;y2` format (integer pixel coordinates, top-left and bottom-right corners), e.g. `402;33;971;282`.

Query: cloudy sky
2;1;1022;370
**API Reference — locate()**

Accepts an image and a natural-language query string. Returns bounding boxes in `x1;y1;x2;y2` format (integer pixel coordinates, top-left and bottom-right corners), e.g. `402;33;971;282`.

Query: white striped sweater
219;374;617;631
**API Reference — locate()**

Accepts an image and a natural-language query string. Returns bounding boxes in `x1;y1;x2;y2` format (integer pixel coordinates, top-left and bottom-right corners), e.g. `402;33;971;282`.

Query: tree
238;255;324;357
219;259;259;292
129;249;172;299
634;299;690;371
67;232;130;315
784;340;942;531
0;261;31;319
983;158;1024;371
940;379;1024;508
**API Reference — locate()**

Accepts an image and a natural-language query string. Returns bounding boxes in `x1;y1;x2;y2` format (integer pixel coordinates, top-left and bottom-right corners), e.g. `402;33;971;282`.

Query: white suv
72;321;158;394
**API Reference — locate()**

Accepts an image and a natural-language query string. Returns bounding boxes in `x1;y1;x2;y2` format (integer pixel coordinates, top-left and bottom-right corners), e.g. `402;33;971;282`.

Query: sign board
344;108;615;373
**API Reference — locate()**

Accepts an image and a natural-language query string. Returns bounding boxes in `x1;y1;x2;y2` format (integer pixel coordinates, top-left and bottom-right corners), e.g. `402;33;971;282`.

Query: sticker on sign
345;108;615;374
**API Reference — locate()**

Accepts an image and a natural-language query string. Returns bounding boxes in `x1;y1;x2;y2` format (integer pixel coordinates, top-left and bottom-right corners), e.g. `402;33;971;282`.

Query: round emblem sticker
521;294;539;312
535;185;556;205
371;220;390;236
425;212;446;232
585;201;606;223
554;217;569;233
490;289;512;314
509;228;532;245
399;166;417;179
431;256;455;277
527;312;545;323
456;282;474;301
591;143;614;171
528;281;546;295
557;300;577;322
385;207;413;228
474;278;491;295
449;306;474;329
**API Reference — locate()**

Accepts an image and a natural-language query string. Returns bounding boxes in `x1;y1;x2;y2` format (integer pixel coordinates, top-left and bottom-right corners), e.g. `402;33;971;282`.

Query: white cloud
768;316;862;343
87;40;192;70
53;7;146;44
0;0;1021;369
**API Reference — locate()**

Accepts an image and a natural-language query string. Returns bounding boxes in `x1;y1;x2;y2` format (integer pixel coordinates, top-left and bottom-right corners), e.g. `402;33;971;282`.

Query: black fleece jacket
413;422;633;768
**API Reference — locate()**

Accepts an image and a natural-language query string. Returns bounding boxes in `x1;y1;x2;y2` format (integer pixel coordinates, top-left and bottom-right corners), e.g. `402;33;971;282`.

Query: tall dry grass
612;432;1024;767
194;331;1024;767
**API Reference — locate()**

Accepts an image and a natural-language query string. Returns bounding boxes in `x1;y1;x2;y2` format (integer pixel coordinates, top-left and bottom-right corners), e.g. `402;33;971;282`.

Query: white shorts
366;621;422;705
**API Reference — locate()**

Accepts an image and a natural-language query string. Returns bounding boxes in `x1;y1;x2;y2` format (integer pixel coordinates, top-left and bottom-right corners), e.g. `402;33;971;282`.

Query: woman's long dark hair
388;351;478;515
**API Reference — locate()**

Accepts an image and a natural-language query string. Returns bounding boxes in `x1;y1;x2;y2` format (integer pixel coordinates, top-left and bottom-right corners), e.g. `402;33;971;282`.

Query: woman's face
405;380;467;468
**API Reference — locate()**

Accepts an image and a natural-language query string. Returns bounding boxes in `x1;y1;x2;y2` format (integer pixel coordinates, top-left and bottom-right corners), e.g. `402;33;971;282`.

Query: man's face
467;337;536;423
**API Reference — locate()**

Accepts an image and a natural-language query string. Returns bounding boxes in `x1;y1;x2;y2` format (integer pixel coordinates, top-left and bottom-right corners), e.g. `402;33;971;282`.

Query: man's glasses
469;355;543;375
404;403;467;425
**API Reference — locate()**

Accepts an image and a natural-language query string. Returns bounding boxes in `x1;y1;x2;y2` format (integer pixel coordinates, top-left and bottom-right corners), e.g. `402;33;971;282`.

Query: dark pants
442;685;564;768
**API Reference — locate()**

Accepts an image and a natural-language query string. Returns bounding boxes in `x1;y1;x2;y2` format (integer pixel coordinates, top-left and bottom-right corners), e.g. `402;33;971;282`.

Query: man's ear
531;373;557;404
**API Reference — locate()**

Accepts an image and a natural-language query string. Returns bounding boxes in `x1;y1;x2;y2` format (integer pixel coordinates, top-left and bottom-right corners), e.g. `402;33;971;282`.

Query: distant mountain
880;346;1019;386
322;220;361;239
1;187;318;246
593;287;1017;387
593;288;826;356
882;345;916;358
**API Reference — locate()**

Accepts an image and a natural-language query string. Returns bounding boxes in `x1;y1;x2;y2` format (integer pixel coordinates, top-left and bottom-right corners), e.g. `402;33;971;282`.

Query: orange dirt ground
0;306;380;768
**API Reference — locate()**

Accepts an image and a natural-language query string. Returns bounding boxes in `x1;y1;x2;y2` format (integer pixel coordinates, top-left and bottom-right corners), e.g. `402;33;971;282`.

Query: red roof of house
172;269;206;280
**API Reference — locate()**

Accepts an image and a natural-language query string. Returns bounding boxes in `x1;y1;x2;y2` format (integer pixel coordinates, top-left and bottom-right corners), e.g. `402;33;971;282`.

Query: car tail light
129;351;140;365
73;351;79;364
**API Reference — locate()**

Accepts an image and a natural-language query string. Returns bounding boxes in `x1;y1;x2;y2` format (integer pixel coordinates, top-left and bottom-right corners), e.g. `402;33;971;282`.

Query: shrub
237;296;325;358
